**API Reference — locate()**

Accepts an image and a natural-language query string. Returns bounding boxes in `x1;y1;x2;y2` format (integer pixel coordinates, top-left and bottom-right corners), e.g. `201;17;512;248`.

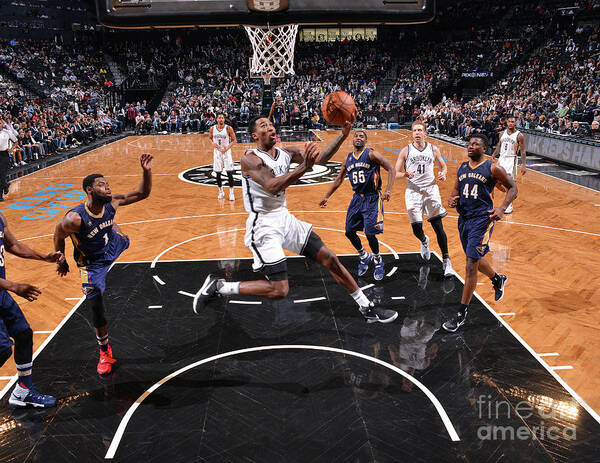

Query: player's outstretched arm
432;145;447;181
314;118;354;165
241;143;319;195
54;211;82;276
394;147;412;179
489;164;518;220
370;150;396;201
319;163;347;208
0;213;63;263
491;137;501;159
111;153;153;208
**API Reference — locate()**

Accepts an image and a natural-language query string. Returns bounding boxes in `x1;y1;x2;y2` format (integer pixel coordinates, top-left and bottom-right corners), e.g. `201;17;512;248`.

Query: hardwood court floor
0;129;599;413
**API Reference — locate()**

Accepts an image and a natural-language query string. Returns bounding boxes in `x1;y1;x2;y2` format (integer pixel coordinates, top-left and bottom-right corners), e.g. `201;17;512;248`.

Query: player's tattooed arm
241;144;318;195
112;153;153;208
490;164;518;220
369;150;395;201
314;119;354;165
0;212;63;264
432;145;447;181
448;176;460;208
54;211;83;276
394;147;413;179
319;163;347;208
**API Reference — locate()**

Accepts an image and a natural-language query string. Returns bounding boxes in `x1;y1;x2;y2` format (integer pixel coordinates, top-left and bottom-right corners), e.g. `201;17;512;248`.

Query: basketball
321;91;357;126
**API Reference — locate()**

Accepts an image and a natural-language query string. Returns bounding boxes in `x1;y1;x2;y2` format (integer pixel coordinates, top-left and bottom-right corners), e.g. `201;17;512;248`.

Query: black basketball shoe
193;274;220;314
360;303;398;324
493;274;508;302
442;308;468;333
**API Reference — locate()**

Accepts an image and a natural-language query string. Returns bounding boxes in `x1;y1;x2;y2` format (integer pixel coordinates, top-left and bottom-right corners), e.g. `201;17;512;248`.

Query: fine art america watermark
477;395;577;441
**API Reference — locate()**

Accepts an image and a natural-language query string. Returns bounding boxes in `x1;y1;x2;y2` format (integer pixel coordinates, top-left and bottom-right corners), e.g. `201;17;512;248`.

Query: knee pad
13;328;33;365
0;347;12;367
86;295;107;328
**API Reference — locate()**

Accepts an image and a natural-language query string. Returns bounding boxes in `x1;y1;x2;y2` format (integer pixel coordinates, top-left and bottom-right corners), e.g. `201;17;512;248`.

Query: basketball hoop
244;24;298;78
262;74;272;86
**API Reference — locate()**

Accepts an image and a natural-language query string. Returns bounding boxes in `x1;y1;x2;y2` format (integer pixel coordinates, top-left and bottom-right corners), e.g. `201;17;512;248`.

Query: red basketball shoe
97;346;116;375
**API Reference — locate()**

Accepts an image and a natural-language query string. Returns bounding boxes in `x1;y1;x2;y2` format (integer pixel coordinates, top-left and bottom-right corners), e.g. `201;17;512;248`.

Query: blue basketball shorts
345;193;384;236
79;230;130;297
458;215;495;260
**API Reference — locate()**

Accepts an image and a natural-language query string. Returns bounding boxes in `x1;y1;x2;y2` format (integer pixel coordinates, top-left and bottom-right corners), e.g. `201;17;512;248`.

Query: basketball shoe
442;308;468;332
420;235;431;260
193;274;220;314
358;253;373;277
229;189;235;201
493;274;508;301
9;383;56;408
373;257;385;281
217;188;224;199
97;346;116;375
360;303;398;324
443;258;454;276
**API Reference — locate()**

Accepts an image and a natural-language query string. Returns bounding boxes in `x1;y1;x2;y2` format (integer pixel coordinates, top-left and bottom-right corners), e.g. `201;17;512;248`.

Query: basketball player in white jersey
193;116;398;324
209;113;237;201
395;120;453;276
491;116;526;213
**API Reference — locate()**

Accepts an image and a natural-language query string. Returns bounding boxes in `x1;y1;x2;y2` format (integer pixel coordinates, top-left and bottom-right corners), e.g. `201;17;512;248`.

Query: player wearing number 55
53;153;153;375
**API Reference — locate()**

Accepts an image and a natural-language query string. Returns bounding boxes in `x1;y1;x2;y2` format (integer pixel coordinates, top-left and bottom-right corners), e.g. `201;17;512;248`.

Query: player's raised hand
43;251;64;263
56;259;70;277
140;153;153;170
437;171;447;182
303;142;320;169
319;198;328;208
341;117;355;138
448;195;459;208
488;207;504;221
13;283;41;302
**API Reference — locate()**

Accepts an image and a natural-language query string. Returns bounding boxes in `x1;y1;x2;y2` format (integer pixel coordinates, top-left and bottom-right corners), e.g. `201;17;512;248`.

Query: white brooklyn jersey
499;129;520;159
405;142;435;189
243;147;291;213
212;125;231;152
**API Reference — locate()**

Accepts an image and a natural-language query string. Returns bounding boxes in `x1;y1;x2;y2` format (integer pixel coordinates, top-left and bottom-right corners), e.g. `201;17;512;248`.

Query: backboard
97;0;435;28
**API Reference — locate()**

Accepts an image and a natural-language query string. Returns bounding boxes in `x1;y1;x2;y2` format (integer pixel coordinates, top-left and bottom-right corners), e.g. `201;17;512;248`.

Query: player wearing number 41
442;134;517;332
395;120;453;276
53;153;153;374
319;129;396;280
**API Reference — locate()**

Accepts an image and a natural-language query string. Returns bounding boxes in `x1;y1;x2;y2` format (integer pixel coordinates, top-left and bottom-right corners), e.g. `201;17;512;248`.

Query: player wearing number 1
53;153;153;374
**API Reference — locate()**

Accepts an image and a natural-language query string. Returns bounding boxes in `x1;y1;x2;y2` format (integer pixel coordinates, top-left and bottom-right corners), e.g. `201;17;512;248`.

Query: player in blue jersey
0;213;64;407
53;153;153;374
319;130;396;280
442;134;517;332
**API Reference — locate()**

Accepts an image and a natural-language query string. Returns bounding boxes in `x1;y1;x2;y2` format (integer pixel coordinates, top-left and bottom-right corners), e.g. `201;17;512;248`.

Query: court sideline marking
431;251;600;426
104;344;460;459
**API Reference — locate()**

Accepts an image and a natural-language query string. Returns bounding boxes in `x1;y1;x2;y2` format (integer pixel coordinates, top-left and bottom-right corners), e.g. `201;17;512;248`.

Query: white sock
373;254;381;262
358;248;367;258
217;280;240;295
350;288;370;307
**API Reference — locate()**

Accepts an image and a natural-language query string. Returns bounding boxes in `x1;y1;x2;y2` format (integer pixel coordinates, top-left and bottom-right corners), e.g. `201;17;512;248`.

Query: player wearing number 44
53;154;153;375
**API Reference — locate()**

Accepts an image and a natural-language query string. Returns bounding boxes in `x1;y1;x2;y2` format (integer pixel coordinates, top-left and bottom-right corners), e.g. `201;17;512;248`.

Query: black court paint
1;255;599;462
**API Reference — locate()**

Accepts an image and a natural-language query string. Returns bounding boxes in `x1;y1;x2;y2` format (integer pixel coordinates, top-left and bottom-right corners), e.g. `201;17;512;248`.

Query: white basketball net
244;24;298;78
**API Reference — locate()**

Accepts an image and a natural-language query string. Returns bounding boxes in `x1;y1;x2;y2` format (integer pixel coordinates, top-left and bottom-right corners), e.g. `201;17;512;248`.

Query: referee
0;116;17;201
